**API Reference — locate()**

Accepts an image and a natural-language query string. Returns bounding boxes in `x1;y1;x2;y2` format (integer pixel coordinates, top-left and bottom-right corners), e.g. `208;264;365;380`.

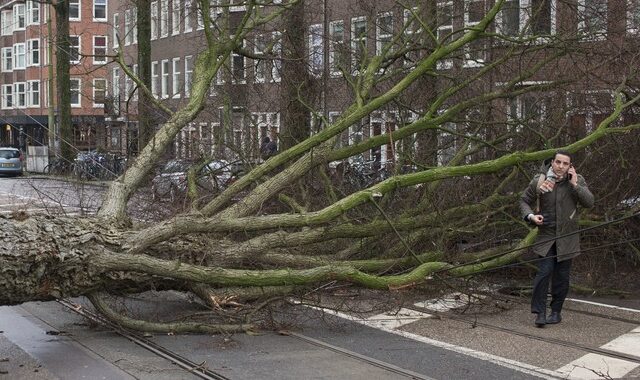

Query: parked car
0;147;24;176
151;159;243;201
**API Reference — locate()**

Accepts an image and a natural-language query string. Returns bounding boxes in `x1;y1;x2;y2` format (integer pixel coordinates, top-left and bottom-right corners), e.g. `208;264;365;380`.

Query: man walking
520;150;594;327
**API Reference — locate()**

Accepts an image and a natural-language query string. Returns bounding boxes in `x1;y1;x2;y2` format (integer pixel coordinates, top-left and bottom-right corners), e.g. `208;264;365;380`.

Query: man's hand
568;166;578;187
529;214;544;226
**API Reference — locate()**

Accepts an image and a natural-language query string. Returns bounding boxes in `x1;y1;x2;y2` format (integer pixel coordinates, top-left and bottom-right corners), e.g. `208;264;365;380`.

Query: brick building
0;0;109;152
107;0;639;164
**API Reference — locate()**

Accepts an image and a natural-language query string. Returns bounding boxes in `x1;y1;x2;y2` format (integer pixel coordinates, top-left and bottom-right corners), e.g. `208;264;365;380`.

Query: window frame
329;20;345;77
1;10;12;36
13;4;26;30
69;0;80;21
93;35;107;64
27;0;40;25
172;0;181;35
93;0;107;21
1;84;13;109
172;57;181;98
151;61;159;98
26;38;40;67
70;78;81;107
350;16;367;74
27;80;40;108
69;35;81;64
375;11;393;56
14;82;27;108
184;55;193;96
151;1;158;40
1;47;12;72
308;23;324;77
93;78;106;108
161;59;169;98
13;43;26;70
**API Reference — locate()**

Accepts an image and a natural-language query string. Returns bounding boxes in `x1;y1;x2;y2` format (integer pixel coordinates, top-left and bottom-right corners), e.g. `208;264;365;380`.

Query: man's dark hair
553;150;573;163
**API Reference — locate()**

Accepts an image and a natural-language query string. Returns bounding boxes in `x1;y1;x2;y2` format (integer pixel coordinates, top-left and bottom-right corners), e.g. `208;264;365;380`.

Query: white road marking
414;292;485;312
298;303;563;379
555;323;640;378
367;308;434;329
567;298;640;313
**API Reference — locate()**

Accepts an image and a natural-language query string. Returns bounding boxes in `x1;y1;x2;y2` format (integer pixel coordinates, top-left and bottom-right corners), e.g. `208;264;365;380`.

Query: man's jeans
531;244;572;315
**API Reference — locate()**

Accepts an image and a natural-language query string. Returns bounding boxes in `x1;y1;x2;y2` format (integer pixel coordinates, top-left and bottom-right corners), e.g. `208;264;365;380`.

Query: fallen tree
3;0;640;332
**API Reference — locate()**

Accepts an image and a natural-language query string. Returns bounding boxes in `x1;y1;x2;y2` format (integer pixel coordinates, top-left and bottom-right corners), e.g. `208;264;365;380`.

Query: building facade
107;0;639;166
0;0;109;153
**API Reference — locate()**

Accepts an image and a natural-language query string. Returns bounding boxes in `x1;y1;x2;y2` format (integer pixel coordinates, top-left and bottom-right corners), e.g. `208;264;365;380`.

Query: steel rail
285;331;435;380
56;299;231;380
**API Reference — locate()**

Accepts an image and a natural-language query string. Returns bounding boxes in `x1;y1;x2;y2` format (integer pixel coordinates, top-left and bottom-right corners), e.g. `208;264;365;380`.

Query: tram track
56;299;232;380
57;298;437;380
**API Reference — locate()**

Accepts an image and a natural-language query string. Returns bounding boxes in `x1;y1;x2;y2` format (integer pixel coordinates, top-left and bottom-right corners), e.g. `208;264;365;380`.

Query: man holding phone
520;150;594;327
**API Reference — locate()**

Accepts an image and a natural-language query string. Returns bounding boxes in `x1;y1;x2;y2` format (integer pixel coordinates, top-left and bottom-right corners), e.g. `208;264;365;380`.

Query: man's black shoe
547;312;562;324
534;313;546;327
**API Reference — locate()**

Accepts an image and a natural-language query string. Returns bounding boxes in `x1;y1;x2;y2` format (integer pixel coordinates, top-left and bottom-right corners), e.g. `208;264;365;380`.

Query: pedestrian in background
520;150;594;327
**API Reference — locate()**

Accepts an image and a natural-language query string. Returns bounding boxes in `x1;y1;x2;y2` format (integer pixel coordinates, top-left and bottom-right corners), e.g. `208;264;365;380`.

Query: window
184;0;192;32
161;59;169;98
436;3;453;69
13;4;27;30
172;0;180;35
376;12;393;55
124;69;133;100
27;80;40;107
13;4;25;30
43;79;49;107
308;24;323;77
14;82;26;108
498;0;520;36
112;68;120;110
231;40;246;83
629;0;640;33
272;32;282;82
254;34;267;83
113;13;120;48
184;55;193;96
13;43;26;69
1;11;12;36
69;36;80;63
151;61;159;97
578;0;607;38
69;0;80;20
93;78;106;107
464;0;485;67
351;16;367;73
132;8;138;43
172;57;181;97
94;0;107;20
132;64;138;100
160;0;169;37
1;85;12;109
329;20;346;76
70;78;81;107
437;121;458;166
93;36;107;64
151;2;158;40
27;39;40;66
196;3;204;30
125;10;133;45
27;1;40;25
1;47;12;72
528;0;555;35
